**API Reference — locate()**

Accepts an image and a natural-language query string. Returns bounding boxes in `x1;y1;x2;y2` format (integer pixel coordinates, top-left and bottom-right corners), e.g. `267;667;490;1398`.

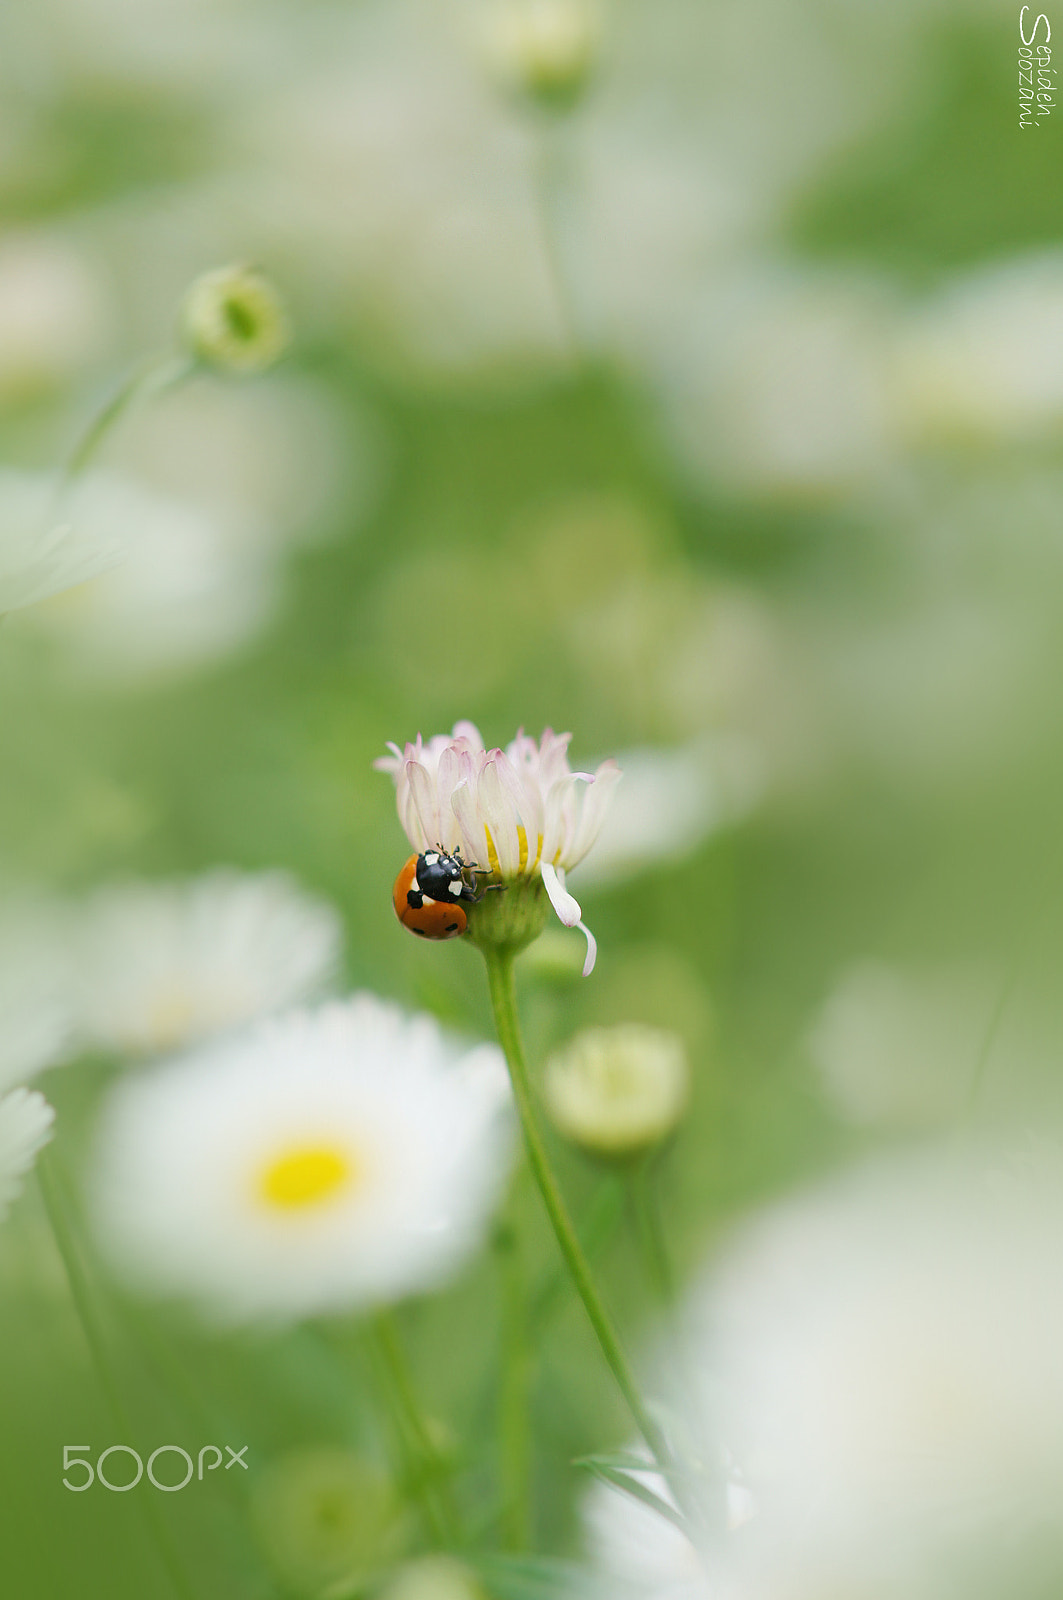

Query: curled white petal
541;862;598;975
541;861;581;927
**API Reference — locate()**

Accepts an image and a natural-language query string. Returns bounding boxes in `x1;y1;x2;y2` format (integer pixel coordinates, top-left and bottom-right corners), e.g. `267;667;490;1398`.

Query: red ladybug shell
392;854;468;940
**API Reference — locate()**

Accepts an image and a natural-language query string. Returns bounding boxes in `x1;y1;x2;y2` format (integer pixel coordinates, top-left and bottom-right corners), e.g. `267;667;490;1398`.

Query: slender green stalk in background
628;1157;675;1308
37;1151;200;1600
494;1219;532;1550
530;1174;625;1332
61;354;195;485
482;948;671;1473
370;1310;460;1547
529;124;581;365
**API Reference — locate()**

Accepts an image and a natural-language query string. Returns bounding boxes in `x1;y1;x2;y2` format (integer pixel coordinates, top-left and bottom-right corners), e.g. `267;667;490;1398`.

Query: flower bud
462;876;550;960
543;1024;690;1158
379;1557;487;1600
251;1448;402;1595
180;264;290;374
485;0;601;111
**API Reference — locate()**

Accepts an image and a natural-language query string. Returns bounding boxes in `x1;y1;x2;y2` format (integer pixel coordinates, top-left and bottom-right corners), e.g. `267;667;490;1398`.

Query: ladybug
392;847;483;940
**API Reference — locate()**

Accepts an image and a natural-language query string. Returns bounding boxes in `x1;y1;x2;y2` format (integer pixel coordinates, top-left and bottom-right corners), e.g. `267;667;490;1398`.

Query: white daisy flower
665;1151;1063;1600
91;995;514;1322
21;470;277;679
574;737;766;887
808;960;997;1130
0;902;73;1092
72;870;342;1057
0;230;113;402
583;1448;752;1600
375;722;620;975
0;467;124;615
893;251;1063;446
0;1088;55;1221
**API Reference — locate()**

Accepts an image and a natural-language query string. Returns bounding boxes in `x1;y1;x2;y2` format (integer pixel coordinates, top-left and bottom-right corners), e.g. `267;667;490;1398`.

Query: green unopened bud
379;1557;487;1600
463;877;550;960
543;1024;690;1158
485;0;601;111
251;1449;402;1595
180;264;290;374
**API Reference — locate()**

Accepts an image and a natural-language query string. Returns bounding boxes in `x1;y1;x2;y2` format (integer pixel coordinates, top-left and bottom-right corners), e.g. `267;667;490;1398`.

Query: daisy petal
576;919;598;977
541;861;582;927
406;760;440;851
567;759;624;867
478;755;522;878
541;864;597;976
451;779;489;869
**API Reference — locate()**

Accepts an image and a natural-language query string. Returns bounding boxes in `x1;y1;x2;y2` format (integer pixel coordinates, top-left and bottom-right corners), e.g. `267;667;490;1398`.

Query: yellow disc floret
259;1145;354;1210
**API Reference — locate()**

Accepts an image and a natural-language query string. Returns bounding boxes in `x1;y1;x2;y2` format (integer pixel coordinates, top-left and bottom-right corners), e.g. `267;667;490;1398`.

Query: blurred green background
3;0;1063;1595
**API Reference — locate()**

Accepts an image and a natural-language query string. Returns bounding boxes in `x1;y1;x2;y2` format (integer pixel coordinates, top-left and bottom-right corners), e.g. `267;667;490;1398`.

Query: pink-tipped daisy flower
376;722;620;975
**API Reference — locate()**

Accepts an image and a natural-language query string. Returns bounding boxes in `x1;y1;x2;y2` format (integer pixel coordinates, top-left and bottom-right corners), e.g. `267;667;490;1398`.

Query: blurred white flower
809;961;994;1129
91;995;513;1321
656;266;897;501
21;471;277;678
72;870;342;1057
0;903;73;1092
110;375;367;546
893;252;1063;445
671;1151;1063;1600
0;468;124;615
0;1088;55;1222
0;231;113;401
376;721;620;974
583;1448;753;1600
543;1024;689;1157
575;738;765;886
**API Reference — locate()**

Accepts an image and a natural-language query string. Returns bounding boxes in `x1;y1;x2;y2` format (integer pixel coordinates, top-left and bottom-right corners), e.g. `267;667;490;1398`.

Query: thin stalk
371;1310;459;1545
61;354;195;485
482;948;670;1472
529;122;580;364
963;965;1022;1124
493;1221;531;1550
37;1152;199;1600
628;1158;674;1307
530;1173;625;1332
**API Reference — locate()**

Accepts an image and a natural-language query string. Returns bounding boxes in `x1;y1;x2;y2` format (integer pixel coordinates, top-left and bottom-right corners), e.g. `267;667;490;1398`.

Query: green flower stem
628;1157;674;1307
493;1219;531;1550
530;1174;625;1332
370;1310;460;1546
37;1152;199;1600
62;353;195;484
530;122;580;364
483;948;671;1472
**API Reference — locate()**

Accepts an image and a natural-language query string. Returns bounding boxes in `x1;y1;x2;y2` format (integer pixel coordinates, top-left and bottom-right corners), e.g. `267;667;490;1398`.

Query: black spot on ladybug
445;921;459;932
413;927;428;937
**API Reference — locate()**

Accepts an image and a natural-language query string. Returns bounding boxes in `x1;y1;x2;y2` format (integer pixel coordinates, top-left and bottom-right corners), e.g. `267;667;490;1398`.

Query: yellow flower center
259;1145;355;1210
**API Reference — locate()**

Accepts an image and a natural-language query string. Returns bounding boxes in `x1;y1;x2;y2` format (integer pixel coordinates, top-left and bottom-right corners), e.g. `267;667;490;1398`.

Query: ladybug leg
462;877;504;904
